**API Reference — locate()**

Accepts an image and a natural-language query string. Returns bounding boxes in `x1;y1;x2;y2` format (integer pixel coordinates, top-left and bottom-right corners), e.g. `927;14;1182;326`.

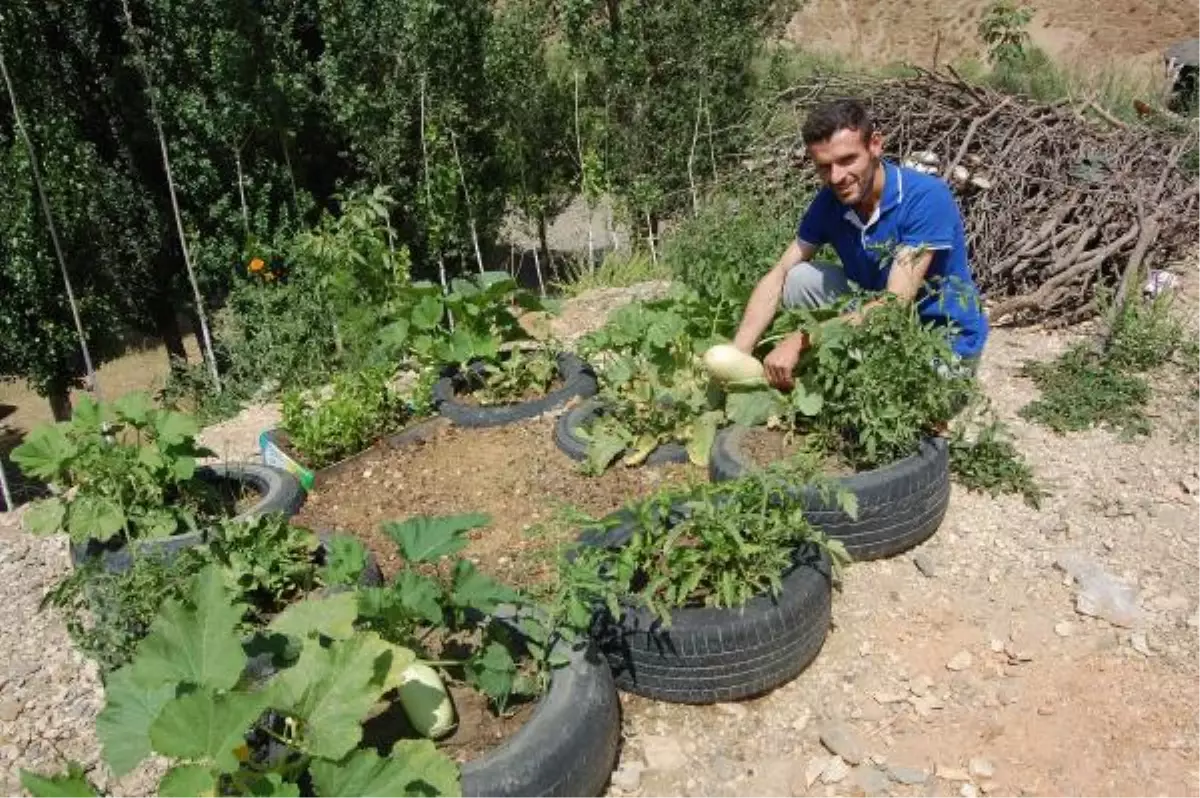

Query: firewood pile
744;69;1199;327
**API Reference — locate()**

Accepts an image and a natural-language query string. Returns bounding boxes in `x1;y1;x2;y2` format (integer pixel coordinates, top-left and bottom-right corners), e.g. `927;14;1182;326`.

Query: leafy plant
1019;345;1151;437
375;271;549;370
357;513;553;715
727;296;976;469
11;393;220;544
200;514;324;618
281;366;430;468
25;566;460;797
949;414;1045;508
978;0;1035;65
560;462;853;626
577;288;739;471
472;347;561;406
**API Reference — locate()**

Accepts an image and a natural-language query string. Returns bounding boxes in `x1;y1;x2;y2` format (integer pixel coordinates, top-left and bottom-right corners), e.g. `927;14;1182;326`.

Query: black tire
553;399;690;466
434;352;599;428
709;426;950;561
71;463;306;572
579;516;832;704
462;613;620;796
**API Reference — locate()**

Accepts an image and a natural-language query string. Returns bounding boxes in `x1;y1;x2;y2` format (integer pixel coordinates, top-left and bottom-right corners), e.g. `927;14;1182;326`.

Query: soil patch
738;426;856;477
457;376;566;407
292;409;702;591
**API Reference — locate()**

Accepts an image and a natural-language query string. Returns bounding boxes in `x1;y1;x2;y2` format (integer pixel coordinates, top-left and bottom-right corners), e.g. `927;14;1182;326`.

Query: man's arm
842;244;934;324
732;238;816;353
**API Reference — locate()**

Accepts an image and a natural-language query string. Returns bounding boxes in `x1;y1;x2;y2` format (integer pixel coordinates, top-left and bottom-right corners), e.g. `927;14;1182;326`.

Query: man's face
806;128;883;207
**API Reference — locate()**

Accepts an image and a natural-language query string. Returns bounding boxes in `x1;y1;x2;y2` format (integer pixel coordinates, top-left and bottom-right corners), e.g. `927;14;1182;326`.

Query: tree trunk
47;380;72;422
152;300;187;363
537;212;553;279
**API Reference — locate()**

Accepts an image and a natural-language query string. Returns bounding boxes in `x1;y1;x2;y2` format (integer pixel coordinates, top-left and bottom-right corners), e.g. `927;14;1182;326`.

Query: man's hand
763;331;809;390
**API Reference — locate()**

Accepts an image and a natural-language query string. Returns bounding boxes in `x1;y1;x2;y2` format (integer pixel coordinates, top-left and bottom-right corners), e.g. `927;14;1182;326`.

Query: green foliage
375;271;548;370
577;287;740;471
949;412;1045;508
1019;345;1152;437
728;296;975;469
563;463;852;626
665;191;811;301
201;515;323;618
1105;293;1188;372
281;366;426;468
11;393;219;544
558;251;671;297
20;762;99;798
978;1;1034;65
472;347;561;406
359;513;547;714
321;535;371;588
67;565;462;796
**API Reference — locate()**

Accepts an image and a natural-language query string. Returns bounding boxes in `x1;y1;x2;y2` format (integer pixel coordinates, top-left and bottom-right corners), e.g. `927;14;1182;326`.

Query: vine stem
118;0;222;393
0;44;99;397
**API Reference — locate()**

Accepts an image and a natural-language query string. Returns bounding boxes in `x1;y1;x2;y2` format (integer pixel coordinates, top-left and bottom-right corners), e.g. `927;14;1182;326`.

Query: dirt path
0;282;1196;796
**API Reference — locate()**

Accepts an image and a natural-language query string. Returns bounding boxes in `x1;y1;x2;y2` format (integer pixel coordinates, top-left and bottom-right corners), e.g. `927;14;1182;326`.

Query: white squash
703;344;765;385
396;663;457;739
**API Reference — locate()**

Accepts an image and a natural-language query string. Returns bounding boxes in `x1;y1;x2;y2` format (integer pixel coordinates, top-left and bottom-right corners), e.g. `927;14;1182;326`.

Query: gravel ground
1;281;1196;796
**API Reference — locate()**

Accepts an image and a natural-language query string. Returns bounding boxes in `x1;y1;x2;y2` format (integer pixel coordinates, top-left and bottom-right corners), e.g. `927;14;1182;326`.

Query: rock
989;638;1005;653
611;763;644;792
641;735;688;771
913;553;937;578
969;757;995;779
1054;621;1074;637
1129;632;1153;657
873;690;908;705
791;708;812;732
908;694;946;717
819;722;868;765
888;766;930;785
716;702;748;720
1149;593;1190;614
909;675;933;697
936;765;972;782
821;756;851;785
713;755;740;782
979;780;999;794
961;783;980;797
852;764;891;795
946;650;974;671
804;757;828;789
0;702;19;723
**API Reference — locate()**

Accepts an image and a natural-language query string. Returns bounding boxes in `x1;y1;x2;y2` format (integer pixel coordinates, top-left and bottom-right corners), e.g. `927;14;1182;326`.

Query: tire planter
578;514;832;704
460;609;621;797
69;462;306;573
708;426;951;561
433;352;599;429
260;417;447;492
553;399;690;467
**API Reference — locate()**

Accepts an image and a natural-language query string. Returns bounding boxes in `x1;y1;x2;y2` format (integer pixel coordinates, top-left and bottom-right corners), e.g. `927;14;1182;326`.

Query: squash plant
576;288;739;472
10;393;218;543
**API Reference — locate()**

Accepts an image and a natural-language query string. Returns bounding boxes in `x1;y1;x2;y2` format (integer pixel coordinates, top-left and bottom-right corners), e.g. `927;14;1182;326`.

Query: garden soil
0;277;1197;796
290;412;701;591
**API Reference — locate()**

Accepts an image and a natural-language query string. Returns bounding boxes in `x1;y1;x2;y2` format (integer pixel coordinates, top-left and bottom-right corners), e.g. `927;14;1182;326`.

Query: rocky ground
0;281;1196;796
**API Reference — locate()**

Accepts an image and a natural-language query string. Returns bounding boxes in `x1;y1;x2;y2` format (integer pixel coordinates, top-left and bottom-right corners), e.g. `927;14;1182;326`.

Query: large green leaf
382;514;490;563
239;773;301;797
272;632;412;760
153;410;200;446
96;664;177;777
310;744;461;798
725;389;784;427
67;495;126;542
269;592;358;641
466;641;516;704
686;411;723;466
133;566;247;692
450;560;519;614
113;392;155;426
320;535;368;586
393;570;445;625
71;395;104;432
150;688;268;772
10;424;75;481
584;426;629;474
22;498;65;536
411;295;444;330
159;764;218;797
19;763;98;797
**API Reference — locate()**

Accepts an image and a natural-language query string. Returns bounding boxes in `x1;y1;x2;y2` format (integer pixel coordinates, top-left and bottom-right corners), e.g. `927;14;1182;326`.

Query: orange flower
248;257;265;273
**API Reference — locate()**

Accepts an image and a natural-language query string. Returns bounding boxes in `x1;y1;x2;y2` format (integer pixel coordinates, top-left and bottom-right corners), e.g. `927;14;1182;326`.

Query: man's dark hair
801;98;874;146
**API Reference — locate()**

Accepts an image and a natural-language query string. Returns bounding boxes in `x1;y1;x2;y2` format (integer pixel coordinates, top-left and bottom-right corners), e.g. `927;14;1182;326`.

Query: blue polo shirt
796;160;988;359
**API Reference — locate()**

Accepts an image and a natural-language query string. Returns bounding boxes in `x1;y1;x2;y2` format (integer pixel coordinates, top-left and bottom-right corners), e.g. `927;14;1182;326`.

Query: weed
557;251;670;296
949;415;1045;508
1019;345;1151;437
473;347;560;405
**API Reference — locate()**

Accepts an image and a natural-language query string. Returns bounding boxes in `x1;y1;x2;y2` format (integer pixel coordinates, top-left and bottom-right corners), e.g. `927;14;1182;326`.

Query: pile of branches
740;69;1199;327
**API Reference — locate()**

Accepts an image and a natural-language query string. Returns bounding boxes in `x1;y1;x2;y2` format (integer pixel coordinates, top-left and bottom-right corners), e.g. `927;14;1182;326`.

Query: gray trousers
781;261;978;378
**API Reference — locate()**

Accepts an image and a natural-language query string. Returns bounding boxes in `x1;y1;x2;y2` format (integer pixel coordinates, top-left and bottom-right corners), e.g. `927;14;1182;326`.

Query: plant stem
233;137;250;240
119;0;222;394
419;74;453;330
450;131;485;275
0;45;99;397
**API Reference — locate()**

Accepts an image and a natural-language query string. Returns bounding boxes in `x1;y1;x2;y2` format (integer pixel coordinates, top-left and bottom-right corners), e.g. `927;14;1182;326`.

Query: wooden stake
450;131;485;274
688;91;703;216
420;75;452;329
120;0;221;393
574;70;595;274
0;45;99;397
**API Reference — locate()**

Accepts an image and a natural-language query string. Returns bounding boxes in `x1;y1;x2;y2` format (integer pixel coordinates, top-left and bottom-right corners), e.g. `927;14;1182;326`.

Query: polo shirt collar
841;160;903;230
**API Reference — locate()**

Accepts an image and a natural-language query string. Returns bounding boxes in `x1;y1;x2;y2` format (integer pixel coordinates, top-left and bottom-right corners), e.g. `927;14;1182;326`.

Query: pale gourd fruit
397;663;457;739
703;344;765;384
